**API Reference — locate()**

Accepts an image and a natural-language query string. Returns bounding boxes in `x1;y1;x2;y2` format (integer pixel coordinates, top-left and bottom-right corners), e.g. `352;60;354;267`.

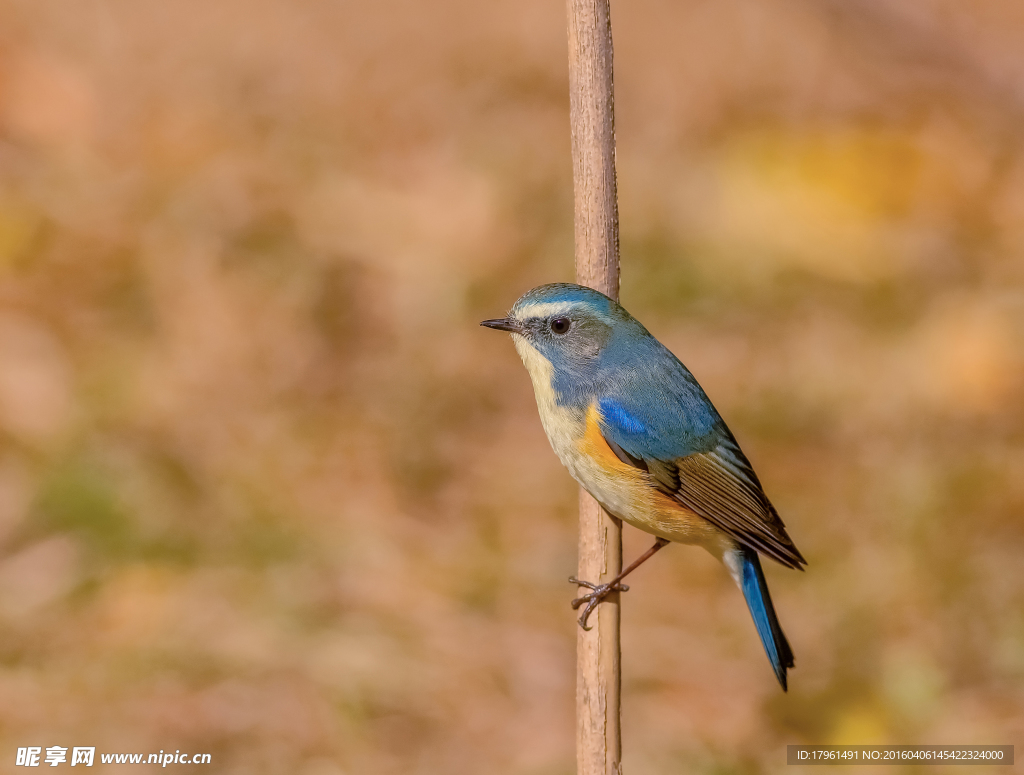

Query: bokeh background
0;0;1022;772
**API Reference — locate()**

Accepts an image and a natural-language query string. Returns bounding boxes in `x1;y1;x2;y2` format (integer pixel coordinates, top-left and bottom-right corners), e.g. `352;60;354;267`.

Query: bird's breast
570;404;650;520
513;336;719;546
546;400;718;547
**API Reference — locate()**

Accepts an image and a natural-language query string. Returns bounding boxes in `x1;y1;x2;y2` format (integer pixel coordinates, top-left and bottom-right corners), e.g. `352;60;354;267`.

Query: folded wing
599;396;806;570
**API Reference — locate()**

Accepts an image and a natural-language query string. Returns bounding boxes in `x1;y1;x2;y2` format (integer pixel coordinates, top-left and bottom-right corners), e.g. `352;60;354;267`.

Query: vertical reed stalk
566;0;622;772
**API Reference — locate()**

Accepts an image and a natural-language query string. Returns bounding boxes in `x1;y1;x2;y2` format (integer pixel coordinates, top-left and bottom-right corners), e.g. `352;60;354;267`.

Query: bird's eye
550;317;571;335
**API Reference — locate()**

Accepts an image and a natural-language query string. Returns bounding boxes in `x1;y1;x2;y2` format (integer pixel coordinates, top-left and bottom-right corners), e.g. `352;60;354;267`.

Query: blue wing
595;364;805;569
594;354;719;461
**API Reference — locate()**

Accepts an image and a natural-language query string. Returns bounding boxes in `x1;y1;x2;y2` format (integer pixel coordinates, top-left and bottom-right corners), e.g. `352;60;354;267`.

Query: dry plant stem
568;0;620;282
575;491;622;775
567;0;621;773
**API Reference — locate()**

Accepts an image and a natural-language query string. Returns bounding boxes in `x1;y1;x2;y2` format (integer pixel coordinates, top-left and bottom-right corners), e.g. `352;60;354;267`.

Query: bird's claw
568;576;630;630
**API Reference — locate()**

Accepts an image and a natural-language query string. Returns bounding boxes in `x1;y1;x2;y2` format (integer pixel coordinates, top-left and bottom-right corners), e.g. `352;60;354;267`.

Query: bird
481;282;805;690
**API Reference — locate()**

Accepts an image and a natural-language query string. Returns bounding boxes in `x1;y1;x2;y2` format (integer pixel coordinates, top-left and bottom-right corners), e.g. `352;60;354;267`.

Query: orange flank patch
576;404;721;547
578;403;644;480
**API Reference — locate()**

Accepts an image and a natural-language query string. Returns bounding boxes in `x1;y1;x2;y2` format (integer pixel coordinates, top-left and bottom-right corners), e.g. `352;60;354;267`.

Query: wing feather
595;392;806;569
670;445;805;568
599;400;806;569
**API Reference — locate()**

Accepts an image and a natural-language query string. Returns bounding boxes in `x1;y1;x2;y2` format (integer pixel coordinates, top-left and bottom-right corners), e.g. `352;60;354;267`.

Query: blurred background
0;0;1022;772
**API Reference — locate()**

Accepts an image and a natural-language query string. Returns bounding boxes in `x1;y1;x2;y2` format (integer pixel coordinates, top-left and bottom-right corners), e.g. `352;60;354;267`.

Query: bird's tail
738;546;794;691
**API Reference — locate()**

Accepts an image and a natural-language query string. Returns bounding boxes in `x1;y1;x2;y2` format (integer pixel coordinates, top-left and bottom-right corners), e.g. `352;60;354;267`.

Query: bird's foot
568;577;630;631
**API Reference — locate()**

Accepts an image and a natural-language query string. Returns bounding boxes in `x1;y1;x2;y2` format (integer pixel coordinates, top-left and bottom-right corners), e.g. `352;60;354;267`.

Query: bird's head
481;283;650;387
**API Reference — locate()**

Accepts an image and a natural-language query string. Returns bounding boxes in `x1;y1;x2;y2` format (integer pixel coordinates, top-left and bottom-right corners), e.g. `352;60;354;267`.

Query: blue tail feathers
739;547;794;691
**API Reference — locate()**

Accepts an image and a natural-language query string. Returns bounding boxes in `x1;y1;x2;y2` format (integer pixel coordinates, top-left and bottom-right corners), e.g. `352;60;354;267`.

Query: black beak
480;317;522;333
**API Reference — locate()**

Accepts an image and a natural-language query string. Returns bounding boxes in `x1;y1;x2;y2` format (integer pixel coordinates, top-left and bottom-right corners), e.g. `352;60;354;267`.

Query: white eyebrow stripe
514;301;577;320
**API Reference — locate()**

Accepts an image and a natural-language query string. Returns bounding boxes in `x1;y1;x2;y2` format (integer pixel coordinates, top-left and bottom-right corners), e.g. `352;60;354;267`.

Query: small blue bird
482;283;805;690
